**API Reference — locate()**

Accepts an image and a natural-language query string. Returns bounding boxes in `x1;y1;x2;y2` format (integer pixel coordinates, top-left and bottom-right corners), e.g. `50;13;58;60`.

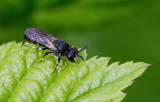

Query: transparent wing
25;28;59;52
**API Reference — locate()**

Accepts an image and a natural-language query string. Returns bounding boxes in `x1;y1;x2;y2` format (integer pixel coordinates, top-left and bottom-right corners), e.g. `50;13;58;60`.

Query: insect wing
45;33;61;42
25;28;58;51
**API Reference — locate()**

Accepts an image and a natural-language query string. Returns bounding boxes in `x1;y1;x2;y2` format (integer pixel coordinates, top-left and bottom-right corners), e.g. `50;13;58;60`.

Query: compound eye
67;54;75;62
67;49;77;62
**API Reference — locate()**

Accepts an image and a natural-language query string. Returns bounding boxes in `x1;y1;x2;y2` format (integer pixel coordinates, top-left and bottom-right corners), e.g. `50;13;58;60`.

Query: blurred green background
0;0;159;102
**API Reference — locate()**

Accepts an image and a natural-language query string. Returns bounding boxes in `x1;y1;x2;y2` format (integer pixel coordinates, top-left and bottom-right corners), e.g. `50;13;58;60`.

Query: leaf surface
0;42;149;102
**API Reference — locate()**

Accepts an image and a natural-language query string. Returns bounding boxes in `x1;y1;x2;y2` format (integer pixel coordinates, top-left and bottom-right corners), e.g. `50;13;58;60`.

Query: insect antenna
76;55;84;62
78;42;94;53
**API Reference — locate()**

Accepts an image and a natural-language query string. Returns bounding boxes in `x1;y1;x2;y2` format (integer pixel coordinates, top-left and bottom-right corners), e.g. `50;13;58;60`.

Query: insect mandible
24;28;93;74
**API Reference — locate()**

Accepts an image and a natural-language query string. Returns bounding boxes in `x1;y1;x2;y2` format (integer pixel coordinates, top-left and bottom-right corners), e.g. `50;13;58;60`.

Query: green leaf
0;41;149;102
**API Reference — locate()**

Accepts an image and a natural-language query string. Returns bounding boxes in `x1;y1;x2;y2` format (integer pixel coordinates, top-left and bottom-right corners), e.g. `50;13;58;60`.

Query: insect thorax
53;40;70;55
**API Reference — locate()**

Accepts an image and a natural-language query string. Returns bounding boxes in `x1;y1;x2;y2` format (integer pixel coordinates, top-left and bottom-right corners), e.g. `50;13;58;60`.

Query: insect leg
52;57;61;74
38;52;52;62
24;45;48;50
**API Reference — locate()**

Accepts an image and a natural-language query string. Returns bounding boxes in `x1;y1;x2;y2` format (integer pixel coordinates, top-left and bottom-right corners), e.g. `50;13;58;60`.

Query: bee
24;28;93;74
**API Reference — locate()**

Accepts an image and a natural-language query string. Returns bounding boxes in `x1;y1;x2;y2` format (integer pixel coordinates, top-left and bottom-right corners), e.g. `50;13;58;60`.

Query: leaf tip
13;40;17;43
109;57;113;59
2;43;6;45
125;93;128;95
148;64;152;66
132;80;135;83
20;41;23;44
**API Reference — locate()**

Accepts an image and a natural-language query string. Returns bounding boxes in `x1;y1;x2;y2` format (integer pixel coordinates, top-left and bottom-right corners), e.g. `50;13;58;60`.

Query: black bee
24;28;93;74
